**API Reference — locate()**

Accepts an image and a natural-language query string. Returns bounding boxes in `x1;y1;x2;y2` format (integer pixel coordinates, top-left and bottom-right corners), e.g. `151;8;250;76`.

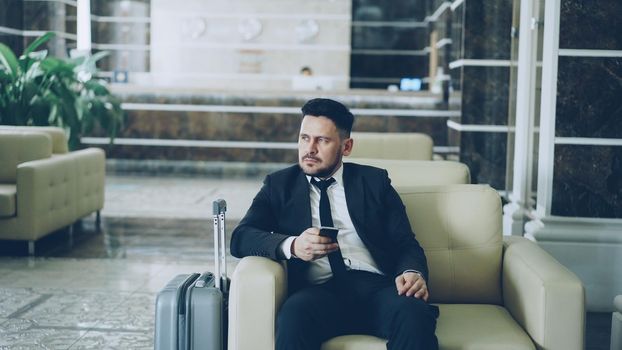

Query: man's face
298;115;353;178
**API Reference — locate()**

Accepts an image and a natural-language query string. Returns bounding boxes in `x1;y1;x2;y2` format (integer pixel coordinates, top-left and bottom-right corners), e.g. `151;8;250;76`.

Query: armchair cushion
0;184;16;217
397;185;503;304
434;304;534;350
322;304;534;350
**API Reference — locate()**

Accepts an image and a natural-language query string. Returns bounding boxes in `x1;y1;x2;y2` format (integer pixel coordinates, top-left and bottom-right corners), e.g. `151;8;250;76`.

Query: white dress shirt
280;164;383;284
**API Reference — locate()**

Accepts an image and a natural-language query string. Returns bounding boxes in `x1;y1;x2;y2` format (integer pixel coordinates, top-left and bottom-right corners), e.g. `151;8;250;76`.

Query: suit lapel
343;163;366;234
286;169;313;232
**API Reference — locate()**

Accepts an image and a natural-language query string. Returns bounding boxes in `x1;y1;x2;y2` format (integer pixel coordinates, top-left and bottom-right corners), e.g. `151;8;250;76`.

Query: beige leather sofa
0;126;105;255
228;185;585;350
349;132;434;160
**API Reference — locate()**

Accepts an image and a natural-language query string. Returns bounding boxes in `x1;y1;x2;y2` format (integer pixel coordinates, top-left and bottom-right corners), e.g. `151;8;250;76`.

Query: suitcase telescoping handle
212;199;228;292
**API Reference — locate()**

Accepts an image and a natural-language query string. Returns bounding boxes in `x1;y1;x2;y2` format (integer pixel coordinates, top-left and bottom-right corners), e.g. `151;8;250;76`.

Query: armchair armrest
228;257;287;350
15;154;77;240
64;148;106;217
502;236;585;350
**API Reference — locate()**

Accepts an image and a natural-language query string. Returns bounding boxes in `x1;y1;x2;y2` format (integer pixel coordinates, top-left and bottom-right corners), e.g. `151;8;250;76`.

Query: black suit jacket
230;162;429;292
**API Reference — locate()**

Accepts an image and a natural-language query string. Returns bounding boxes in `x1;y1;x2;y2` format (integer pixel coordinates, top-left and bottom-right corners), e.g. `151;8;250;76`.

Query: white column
532;0;560;220
76;0;92;53
502;0;540;235
524;0;561;240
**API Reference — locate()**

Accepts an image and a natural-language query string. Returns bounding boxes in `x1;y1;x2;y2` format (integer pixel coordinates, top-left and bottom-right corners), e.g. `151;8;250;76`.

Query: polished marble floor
0;174;259;349
0;173;614;349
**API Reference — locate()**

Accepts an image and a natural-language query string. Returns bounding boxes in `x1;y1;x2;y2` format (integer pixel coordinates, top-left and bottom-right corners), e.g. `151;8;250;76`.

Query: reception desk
84;87;459;165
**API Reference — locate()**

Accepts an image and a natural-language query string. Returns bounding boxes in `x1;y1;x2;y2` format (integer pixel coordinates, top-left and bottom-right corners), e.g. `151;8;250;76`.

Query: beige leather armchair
349;132;434;161
0;126;105;255
228;185;585;350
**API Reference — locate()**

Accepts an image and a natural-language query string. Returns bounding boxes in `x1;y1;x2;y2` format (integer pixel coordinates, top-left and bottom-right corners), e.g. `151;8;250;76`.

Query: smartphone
319;226;339;242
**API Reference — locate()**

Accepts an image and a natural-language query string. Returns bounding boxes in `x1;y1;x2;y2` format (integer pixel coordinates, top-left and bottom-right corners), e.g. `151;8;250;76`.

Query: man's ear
342;138;354;156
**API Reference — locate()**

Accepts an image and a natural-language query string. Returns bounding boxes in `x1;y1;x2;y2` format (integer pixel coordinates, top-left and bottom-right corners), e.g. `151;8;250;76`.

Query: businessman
230;98;439;350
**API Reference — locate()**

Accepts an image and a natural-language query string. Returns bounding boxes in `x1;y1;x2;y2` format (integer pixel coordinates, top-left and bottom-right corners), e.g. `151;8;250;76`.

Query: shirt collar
305;162;344;186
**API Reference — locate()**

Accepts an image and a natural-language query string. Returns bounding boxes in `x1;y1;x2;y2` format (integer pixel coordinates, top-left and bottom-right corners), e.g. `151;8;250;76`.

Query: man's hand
292;227;339;261
395;271;429;301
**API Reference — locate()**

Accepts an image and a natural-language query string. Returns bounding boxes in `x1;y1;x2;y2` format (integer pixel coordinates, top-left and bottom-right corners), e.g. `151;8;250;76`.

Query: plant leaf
24;61;44;81
0;32;125;150
89;50;110;63
23;32;56;57
21;49;48;72
0;43;20;77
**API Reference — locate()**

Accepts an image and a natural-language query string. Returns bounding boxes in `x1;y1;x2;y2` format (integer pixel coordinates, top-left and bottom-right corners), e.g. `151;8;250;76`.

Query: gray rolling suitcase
155;199;229;350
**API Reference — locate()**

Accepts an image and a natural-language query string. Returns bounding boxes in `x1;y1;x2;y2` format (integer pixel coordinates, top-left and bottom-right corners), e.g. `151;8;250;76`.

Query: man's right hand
292;227;339;261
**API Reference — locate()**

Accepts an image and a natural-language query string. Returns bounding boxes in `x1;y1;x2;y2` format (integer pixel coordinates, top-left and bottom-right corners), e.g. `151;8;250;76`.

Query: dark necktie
312;178;347;278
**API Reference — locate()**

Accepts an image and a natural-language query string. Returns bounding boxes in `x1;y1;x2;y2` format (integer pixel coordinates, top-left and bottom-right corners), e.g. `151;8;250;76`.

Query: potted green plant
0;32;124;149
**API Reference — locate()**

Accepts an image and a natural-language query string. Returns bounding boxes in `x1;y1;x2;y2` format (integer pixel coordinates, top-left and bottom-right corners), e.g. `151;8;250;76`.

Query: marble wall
85;90;451;163
555;57;622;139
445;0;514;190
460;132;508;190
558;0;622;50
462;1;513;60
549;0;622;219
552;145;622;218
461;66;511;125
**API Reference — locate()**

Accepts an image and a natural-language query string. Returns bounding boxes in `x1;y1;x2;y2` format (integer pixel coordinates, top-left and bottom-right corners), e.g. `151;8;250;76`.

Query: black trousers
276;270;439;350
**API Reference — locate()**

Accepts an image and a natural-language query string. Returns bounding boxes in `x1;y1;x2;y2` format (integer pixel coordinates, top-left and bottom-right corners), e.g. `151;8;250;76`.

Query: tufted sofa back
0;126;69;154
397;184;503;305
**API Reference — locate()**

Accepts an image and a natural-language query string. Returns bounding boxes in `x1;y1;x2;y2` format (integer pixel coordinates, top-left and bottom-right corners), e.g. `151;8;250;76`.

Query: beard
299;153;342;178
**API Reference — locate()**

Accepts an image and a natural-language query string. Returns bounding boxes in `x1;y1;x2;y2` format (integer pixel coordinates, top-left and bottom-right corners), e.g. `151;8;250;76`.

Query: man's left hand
395;272;429;301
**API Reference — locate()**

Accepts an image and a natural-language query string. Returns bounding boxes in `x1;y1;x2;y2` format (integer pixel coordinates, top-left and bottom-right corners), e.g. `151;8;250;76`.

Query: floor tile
0;269;12;279
0;270;78;289
0;289;46;318
102;176;261;220
95;292;155;331
17;289;131;329
0;257;42;270
69;330;152;350
0;318;85;349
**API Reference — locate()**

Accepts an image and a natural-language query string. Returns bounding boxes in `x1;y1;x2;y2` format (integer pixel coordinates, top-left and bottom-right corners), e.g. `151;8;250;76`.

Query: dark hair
301;98;354;138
